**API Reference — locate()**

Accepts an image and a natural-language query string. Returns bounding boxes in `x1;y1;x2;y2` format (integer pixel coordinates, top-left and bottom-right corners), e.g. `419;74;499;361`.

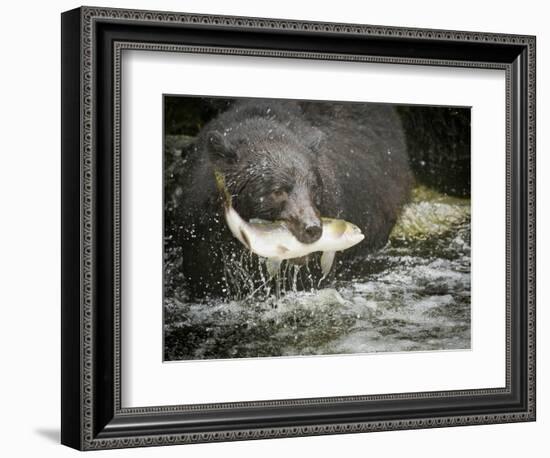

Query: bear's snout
283;206;322;244
284;217;322;244
278;186;323;244
301;221;323;244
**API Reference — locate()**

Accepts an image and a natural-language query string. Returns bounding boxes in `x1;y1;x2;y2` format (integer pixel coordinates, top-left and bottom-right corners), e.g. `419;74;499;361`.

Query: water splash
164;188;471;361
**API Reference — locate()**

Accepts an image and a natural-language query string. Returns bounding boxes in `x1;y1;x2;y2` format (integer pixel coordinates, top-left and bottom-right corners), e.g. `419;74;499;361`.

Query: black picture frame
61;6;536;450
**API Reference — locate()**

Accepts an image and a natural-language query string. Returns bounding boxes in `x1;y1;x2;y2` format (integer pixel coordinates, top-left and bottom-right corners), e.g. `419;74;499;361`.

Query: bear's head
206;117;325;244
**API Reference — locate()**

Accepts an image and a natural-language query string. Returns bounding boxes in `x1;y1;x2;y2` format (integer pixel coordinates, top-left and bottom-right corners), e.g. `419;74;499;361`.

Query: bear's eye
314;193;322;206
271;189;288;201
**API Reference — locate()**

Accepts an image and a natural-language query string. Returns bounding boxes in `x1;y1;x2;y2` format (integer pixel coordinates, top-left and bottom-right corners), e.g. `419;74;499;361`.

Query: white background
0;0;547;457
123;52;506;406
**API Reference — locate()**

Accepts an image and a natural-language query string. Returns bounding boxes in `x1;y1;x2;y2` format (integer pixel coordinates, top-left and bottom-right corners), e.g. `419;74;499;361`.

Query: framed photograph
61;6;536;450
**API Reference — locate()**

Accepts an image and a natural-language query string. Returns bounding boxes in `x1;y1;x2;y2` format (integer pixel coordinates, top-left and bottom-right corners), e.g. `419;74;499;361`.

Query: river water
164;187;471;361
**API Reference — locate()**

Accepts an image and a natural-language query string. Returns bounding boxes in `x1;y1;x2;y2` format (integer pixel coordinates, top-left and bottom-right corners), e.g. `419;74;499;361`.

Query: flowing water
164;187;471;361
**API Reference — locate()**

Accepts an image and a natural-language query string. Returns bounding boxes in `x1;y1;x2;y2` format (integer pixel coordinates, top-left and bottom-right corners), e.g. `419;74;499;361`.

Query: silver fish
214;171;365;276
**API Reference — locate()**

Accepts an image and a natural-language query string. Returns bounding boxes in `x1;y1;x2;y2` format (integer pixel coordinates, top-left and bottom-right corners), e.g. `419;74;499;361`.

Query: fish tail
213;169;232;208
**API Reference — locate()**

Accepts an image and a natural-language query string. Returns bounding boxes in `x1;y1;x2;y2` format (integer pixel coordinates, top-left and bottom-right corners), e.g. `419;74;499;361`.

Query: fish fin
266;259;281;277
320;251;336;276
239;229;251;250
249;218;271;225
276;245;289;255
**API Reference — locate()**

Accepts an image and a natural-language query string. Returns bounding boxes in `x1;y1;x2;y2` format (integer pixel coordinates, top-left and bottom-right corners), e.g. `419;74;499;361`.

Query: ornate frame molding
61;6;536;450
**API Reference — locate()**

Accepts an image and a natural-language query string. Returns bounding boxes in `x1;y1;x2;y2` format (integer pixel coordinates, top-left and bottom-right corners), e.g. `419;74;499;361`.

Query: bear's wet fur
174;99;413;299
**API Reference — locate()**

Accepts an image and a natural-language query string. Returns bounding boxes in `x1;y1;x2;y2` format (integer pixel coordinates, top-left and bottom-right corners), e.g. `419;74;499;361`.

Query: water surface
164;187;471;360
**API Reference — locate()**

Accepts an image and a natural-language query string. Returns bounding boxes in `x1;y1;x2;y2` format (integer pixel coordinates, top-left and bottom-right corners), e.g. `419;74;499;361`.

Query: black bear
172;99;413;299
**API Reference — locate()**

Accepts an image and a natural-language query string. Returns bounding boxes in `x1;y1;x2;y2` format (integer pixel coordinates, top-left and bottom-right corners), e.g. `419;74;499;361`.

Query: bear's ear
207;131;238;162
304;128;324;151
